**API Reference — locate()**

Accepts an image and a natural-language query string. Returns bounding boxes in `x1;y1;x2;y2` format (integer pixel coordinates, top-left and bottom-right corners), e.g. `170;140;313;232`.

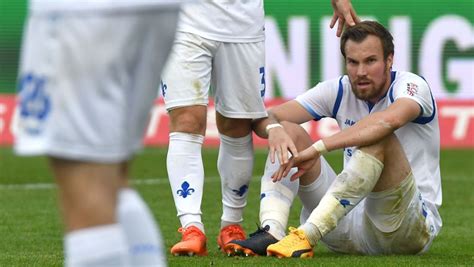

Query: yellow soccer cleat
266;227;314;258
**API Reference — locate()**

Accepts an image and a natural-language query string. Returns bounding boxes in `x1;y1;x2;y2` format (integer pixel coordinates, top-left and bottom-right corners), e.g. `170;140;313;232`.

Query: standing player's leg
51;159;129;266
167;106;208;256
162;32;215;256
116;164;166;265
211;40;267;254
215;114;253;253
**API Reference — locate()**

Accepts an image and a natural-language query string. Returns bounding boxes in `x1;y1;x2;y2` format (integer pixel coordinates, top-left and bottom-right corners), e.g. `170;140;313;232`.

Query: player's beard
351;63;390;103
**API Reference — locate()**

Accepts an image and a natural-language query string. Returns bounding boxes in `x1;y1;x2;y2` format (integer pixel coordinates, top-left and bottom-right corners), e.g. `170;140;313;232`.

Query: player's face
344;35;393;104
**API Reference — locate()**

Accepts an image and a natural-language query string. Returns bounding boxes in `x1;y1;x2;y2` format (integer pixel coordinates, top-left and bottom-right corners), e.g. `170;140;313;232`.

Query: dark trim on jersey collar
332;76;344;118
367;102;375;112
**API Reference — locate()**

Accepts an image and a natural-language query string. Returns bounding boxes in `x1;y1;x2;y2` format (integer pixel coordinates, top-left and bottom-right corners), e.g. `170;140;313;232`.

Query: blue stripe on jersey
388;71;397;103
388;72;436;124
332;77;344;118
412;89;436;124
300;101;323;120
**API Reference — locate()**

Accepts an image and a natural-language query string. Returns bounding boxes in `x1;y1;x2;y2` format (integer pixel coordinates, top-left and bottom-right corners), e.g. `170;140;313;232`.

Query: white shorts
300;162;438;255
15;8;180;163
161;32;267;119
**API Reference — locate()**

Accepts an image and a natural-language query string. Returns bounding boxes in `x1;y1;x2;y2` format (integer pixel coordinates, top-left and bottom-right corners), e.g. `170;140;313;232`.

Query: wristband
312;140;328;154
265;123;283;134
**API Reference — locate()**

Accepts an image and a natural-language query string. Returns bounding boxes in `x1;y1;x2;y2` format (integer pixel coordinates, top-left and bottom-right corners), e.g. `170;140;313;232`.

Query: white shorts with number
15;8;180;163
161;32;267;119
300;158;438;255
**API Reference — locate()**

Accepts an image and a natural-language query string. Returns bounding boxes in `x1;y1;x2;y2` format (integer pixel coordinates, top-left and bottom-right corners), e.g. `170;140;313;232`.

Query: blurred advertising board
1;97;473;148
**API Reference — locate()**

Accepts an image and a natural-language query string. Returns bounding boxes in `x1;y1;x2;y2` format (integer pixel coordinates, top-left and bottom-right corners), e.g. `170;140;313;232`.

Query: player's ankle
183;222;205;233
298;222;321;246
262;219;286;240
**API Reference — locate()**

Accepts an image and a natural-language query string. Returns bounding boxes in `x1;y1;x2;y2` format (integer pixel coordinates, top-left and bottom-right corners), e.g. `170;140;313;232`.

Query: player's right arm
252;100;315;165
253;79;338;166
253;100;314;138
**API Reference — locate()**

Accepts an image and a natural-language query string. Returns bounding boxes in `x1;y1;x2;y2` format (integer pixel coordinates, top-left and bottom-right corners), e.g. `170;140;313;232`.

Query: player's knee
216;117;252;137
358;133;400;162
169;109;206;134
280;121;313;151
66;196;117;230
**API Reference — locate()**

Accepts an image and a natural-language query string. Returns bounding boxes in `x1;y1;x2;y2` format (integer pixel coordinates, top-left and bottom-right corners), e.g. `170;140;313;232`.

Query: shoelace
249;224;270;237
178;227;203;240
278;227;306;246
223;225;244;236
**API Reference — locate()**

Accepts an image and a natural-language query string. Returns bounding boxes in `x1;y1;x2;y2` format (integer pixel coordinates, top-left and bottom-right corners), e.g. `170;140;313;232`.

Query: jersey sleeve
390;74;435;122
295;78;339;120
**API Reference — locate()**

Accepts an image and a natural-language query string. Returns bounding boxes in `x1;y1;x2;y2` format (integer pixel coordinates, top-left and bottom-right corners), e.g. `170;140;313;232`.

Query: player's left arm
322;98;421;152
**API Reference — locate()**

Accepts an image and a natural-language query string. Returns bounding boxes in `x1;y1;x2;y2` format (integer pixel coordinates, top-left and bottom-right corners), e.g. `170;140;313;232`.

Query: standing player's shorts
15;8;180;163
161;32;268;119
300;163;438;255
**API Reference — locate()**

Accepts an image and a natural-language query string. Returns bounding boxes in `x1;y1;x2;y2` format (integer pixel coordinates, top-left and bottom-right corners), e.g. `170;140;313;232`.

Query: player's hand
268;126;299;165
330;0;360;37
271;145;320;182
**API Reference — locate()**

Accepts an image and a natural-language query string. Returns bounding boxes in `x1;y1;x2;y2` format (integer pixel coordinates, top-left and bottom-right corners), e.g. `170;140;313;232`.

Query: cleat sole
267;250;314;258
171;250;208;257
243;248;257;256
225;243;258;257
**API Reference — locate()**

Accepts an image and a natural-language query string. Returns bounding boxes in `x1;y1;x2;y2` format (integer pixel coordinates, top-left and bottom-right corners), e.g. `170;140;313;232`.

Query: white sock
167;132;205;233
259;154;299;240
303;150;383;243
117;188;166;266
218;134;254;228
65;224;129;267
299;222;322;246
297;160;333;223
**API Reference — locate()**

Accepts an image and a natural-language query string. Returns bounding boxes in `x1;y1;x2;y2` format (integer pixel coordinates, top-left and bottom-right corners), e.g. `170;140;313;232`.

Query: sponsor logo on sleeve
405;82;419;96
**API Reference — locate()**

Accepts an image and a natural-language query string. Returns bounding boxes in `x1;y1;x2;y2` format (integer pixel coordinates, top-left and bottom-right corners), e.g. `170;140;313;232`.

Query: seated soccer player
227;21;442;257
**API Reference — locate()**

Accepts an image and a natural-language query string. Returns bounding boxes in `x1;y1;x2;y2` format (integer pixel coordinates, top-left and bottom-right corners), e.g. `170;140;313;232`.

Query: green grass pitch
0;147;473;266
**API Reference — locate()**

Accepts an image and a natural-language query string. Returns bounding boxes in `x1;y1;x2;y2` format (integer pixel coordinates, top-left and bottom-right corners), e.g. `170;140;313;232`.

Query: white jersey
30;0;189;13
177;0;265;42
296;71;442;235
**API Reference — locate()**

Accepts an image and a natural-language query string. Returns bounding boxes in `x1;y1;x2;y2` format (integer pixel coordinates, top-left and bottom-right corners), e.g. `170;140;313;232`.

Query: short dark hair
340;21;394;60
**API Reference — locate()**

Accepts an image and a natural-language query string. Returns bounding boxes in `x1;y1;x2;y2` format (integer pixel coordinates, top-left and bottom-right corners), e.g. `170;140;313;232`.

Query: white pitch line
0;183;57;190
0;176;261;191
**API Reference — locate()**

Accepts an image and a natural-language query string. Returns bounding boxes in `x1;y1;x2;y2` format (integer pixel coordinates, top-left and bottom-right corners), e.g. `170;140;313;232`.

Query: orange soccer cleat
170;226;208;256
217;224;246;256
